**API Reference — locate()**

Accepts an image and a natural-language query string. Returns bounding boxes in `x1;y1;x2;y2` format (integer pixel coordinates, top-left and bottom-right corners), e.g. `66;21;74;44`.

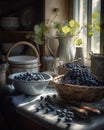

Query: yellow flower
69;20;75;27
62;25;70;34
75;38;82;45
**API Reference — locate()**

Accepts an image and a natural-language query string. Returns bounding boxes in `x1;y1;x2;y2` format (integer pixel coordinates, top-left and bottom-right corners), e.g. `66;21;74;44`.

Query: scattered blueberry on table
35;94;74;128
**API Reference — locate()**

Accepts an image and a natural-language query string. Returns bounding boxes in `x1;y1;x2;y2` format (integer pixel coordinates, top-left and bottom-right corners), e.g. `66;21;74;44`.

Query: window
73;0;101;61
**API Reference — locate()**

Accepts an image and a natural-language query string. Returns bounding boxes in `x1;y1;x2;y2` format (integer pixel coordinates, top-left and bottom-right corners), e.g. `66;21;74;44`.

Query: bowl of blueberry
8;72;53;95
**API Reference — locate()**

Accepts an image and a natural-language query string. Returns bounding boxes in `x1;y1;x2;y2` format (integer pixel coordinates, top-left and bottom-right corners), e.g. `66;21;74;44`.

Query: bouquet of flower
26;9;100;46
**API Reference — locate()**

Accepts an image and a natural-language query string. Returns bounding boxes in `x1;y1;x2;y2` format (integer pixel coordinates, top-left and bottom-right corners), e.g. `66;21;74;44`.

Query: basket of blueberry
8;72;53;95
54;64;104;102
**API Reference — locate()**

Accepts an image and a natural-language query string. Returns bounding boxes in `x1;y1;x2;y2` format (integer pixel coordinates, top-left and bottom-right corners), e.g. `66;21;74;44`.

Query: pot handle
46;38;56;57
6;41;40;65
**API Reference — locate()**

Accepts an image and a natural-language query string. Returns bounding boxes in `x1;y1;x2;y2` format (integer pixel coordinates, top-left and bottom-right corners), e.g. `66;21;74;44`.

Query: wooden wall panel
45;0;69;21
44;0;69;56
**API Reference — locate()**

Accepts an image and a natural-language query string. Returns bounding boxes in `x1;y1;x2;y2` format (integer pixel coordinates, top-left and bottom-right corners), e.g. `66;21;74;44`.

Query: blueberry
40;103;45;109
62;108;67;113
36;107;41;112
56;109;61;115
53;94;57;98
65;117;72;122
48;105;55;112
58;113;65;118
40;96;44;100
57;117;61;122
45;108;50;113
63;64;104;87
66;122;71;127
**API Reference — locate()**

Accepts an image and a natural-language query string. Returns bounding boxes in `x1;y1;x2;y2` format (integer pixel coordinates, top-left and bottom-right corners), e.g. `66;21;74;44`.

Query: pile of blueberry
63;63;81;68
35;94;74;128
14;72;45;81
63;63;87;70
62;63;104;86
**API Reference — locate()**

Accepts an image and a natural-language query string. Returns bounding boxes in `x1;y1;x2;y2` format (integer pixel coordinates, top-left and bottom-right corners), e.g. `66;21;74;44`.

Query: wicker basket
53;75;104;102
58;64;70;75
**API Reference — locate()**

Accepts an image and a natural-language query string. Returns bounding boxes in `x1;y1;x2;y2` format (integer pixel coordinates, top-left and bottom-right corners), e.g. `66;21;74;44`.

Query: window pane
92;0;101;53
73;0;101;59
79;0;87;58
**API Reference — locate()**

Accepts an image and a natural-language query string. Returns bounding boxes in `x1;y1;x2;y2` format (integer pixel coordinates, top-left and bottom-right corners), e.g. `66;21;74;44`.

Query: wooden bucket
90;53;104;80
6;41;41;75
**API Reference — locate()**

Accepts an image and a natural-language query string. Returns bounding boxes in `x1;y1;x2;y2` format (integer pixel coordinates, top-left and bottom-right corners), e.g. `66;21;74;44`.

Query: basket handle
53;74;64;81
6;41;40;64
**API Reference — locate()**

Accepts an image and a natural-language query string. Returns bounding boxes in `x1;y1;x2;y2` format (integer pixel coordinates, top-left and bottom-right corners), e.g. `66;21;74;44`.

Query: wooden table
10;86;104;130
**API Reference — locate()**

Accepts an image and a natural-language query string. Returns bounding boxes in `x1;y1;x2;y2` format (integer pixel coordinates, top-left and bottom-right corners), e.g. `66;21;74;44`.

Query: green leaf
54;22;61;29
88;25;93;30
92;12;98;19
34;24;42;34
75;22;80;28
34;35;44;45
95;25;100;31
88;30;93;36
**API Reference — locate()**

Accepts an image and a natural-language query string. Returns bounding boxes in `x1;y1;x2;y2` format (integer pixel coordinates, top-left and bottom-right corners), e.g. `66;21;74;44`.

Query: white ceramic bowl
8;72;53;95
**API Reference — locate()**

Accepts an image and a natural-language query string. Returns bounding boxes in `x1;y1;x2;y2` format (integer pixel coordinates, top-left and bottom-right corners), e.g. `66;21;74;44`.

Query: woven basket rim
53;75;104;89
58;64;69;69
53;75;104;102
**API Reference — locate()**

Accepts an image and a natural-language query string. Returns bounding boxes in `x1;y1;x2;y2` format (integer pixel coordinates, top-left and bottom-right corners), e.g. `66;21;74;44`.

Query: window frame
71;0;101;59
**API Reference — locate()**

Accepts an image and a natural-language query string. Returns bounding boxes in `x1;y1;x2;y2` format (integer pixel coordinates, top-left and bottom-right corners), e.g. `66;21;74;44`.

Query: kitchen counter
9;85;104;130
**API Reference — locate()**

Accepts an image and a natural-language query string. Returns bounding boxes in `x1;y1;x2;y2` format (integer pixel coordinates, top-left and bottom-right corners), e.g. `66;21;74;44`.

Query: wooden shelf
0;30;34;43
0;0;44;43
